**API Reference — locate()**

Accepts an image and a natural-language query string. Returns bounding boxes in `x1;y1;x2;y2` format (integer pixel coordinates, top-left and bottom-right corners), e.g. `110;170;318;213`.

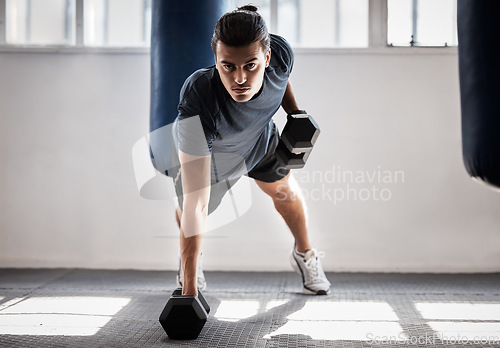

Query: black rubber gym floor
0;269;499;347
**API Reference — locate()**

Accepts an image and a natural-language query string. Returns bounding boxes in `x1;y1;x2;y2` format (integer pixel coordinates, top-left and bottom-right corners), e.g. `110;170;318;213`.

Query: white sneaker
176;251;207;291
290;246;331;295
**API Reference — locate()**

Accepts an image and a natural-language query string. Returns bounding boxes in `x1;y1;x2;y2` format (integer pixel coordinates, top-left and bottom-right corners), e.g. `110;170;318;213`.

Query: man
173;5;331;296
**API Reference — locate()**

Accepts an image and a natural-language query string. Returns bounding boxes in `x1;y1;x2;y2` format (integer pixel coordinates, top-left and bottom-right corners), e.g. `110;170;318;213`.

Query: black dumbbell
276;110;320;169
159;288;210;340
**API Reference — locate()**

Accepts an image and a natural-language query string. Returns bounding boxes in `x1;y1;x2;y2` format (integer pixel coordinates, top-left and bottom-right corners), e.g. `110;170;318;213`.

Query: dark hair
211;4;270;54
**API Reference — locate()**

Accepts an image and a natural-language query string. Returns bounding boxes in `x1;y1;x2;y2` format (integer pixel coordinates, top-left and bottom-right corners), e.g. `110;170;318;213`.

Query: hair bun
237;4;259;13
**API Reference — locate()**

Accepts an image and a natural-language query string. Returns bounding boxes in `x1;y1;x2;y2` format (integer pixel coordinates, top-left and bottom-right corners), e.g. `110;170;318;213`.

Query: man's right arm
178;149;211;296
175;81;215;295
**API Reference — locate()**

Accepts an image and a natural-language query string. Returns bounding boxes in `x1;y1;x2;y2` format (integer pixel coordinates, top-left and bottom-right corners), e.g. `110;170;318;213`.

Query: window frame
0;0;457;55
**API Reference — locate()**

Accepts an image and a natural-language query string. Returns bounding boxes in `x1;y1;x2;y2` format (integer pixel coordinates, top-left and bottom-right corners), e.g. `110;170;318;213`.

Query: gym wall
0;48;499;272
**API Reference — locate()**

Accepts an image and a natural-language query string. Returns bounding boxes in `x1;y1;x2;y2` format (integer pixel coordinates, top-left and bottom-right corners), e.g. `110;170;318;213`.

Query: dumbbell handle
172;288;210;314
289;109;308;116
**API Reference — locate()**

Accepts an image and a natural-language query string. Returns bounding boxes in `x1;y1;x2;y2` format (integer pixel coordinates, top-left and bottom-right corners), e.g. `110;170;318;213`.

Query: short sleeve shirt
173;34;294;183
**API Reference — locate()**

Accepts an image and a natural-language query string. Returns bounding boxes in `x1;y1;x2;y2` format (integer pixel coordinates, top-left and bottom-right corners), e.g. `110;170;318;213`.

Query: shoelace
303;250;326;283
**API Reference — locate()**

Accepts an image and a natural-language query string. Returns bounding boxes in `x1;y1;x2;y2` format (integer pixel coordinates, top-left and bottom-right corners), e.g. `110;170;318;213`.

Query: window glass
84;0;151;47
279;0;368;48
388;0;457;46
6;0;75;45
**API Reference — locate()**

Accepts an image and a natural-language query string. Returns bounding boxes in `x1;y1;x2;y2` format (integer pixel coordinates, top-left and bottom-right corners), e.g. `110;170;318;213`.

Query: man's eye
224;65;234;70
246;63;256;69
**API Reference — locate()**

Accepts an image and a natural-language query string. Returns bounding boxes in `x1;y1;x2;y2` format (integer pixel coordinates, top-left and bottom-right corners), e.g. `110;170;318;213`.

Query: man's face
215;41;271;103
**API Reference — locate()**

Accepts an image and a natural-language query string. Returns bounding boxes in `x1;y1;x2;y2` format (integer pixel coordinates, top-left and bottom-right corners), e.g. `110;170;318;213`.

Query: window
235;0;369;48
388;0;457;47
6;0;75;45
279;0;368;48
0;0;457;50
84;0;151;47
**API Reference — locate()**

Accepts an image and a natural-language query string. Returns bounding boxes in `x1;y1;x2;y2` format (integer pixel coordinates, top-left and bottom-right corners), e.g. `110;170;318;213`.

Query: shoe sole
289;250;330;296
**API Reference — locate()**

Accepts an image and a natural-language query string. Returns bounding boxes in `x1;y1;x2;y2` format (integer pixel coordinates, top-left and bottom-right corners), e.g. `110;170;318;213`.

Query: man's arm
281;80;300;114
178;149;211;296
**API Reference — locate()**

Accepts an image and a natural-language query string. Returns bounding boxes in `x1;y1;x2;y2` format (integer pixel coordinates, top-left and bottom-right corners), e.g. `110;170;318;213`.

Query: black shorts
245;123;290;182
175;123;290;215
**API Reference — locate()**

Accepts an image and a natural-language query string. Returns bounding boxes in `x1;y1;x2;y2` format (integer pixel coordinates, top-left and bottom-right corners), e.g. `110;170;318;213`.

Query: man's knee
272;181;300;202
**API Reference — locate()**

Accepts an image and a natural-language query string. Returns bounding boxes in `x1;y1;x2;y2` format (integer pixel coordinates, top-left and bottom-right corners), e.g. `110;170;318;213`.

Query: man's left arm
281;80;300;114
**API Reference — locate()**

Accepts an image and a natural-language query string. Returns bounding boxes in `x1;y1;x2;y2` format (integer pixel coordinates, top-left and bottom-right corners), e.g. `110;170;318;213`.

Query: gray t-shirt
173;34;293;183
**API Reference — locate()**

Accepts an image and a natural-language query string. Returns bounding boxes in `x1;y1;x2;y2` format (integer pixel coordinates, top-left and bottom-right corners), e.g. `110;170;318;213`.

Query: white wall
1;48;499;272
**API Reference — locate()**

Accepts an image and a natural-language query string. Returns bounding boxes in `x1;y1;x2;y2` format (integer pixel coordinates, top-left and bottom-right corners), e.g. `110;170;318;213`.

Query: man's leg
255;171;331;295
254;171;311;252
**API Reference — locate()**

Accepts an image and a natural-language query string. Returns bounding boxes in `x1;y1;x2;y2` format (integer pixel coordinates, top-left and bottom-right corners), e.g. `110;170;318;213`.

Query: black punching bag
149;0;231;176
458;0;500;190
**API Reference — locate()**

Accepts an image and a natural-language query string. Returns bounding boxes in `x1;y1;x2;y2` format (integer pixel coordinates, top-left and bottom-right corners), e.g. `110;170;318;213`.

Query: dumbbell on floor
159;288;210;340
276;110;320;169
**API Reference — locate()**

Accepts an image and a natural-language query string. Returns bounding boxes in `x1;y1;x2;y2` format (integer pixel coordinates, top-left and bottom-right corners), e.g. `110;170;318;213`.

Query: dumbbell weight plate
276;141;312;169
281;114;320;153
159;291;208;339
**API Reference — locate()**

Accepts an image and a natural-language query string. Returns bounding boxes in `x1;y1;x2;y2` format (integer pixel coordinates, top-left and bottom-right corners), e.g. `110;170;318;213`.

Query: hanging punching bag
149;0;231;176
458;0;500;190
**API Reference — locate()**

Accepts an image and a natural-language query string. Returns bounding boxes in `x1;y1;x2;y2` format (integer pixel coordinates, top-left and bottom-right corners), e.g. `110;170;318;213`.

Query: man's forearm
180;202;207;296
180;218;203;296
281;80;300;114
